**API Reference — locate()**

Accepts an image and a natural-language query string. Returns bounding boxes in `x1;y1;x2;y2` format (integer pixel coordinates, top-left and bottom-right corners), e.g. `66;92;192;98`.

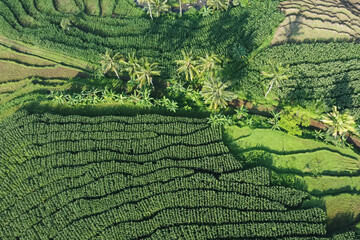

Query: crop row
3;188;304;239
0;0;284;78
0;112;208;135
2;154;241;200
98;222;326;239
239;42;360;117
57;208;326;239
220;166;271;185
0;112;334;239
2;168;308;226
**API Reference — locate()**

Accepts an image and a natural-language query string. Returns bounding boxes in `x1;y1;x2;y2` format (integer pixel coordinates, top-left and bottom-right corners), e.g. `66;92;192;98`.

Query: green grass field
225;125;360;233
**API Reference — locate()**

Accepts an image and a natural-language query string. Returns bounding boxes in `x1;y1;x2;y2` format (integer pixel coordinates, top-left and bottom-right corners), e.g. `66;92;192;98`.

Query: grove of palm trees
0;0;360;239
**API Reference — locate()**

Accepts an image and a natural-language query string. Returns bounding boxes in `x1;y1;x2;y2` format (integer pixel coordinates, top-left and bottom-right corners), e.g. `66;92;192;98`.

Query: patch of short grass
226;126;360;174
225;125;360;231
84;0;101;15
0;48;54;66
0;61;86;82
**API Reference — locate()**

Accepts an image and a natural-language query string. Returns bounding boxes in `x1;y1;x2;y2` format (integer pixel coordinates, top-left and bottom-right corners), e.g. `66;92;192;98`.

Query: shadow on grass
22;101;211;118
311;186;360;197
222;128;308;192
235;144;358;161
327;212;360;234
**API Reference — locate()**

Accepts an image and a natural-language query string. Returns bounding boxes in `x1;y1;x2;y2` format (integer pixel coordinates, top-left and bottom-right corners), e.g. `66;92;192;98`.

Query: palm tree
200;78;236;110
147;0;154;20
134;58;161;88
261;62;290;98
321;106;356;138
198;53;222;79
150;0;169;18
122;52;140;80
207;0;228;11
100;50;124;79
175;50;200;82
179;0;182;16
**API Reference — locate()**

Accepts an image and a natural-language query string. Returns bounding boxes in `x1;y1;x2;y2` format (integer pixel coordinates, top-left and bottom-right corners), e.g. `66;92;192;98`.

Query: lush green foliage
0;0;284;79
0;110;342;239
236;42;360;119
321;106;356;138
225;125;360;234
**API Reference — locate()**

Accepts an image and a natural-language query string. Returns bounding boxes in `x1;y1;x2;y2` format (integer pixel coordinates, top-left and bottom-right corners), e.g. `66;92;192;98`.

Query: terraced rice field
226;126;360;233
0;110;340;239
271;0;360;44
0;36;92;120
0;0;284;77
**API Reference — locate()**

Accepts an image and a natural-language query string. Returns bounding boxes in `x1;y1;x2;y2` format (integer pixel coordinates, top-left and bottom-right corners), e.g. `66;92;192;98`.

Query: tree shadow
205;10;250;54
284;69;355;117
326;72;354;111
279;13;304;43
301;197;327;210
311;186;360;197
327;212;360;233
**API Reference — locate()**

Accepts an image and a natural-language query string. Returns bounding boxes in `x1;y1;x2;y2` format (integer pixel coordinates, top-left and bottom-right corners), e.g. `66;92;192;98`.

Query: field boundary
0;35;94;72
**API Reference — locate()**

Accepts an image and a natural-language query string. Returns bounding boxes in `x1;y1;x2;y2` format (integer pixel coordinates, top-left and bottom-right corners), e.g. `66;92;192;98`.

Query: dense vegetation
225;126;360;233
0;0;284;77
1;110;357;239
237;42;360;118
0;0;360;238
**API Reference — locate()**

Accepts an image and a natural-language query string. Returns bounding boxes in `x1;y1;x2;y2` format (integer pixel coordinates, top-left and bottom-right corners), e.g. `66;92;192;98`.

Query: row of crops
0;0;285;77
237;42;360;118
0;110;357;239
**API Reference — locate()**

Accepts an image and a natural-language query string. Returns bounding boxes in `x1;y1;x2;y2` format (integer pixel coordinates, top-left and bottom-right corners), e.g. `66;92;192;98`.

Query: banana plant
102;87;117;103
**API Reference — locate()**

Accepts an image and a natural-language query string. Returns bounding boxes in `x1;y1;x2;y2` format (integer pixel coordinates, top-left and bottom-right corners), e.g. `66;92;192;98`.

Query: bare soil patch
271;0;360;44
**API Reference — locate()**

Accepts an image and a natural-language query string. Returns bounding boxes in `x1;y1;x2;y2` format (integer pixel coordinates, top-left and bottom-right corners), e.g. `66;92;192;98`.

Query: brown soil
271;0;360;44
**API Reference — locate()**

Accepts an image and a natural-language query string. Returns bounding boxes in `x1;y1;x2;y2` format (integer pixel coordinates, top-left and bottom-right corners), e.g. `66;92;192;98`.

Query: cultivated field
0;0;359;238
226;126;360;233
238;42;360;118
272;0;360;44
0;110;342;239
0;41;89;120
0;0;284;76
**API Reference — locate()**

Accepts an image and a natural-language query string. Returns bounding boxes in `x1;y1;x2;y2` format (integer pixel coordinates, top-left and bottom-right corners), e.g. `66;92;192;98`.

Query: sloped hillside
0;110;344;239
272;0;360;44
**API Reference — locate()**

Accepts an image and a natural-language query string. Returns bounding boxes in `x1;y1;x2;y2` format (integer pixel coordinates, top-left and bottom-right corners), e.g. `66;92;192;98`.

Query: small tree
122;52;140;80
150;0;169;18
100;50;124;79
60;18;72;30
200;78;236;110
198;53;222;79
321;106;356;138
134;57;161;88
261;62;290;98
175;50;200;83
207;0;229;11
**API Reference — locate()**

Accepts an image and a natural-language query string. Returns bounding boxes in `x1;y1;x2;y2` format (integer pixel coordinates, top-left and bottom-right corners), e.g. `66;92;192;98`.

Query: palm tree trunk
113;67;120;79
265;82;274;98
179;0;182;16
147;1;153;20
